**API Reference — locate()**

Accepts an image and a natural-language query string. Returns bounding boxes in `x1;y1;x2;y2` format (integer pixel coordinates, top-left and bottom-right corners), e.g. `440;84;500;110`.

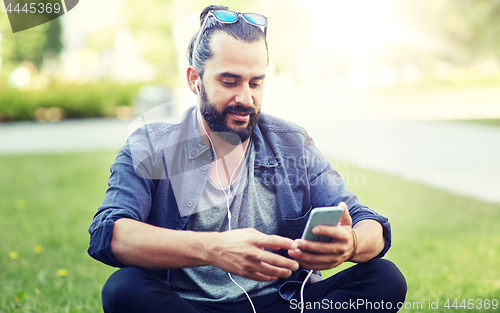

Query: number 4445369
444;299;498;310
5;2;62;14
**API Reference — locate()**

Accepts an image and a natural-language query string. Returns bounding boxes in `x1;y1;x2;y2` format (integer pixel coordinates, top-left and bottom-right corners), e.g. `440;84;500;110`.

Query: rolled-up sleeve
88;135;158;267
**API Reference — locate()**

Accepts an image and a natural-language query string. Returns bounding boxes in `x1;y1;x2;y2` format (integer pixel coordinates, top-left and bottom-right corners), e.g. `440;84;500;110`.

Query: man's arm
111;218;299;281
287;202;385;270
347;219;385;263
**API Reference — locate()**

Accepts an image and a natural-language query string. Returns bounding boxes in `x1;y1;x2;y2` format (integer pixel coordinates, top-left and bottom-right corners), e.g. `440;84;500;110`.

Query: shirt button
207;151;211;156
202;165;207;171
187;201;193;207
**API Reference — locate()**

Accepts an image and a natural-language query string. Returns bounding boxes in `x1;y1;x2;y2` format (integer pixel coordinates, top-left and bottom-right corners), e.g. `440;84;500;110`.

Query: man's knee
372;259;406;290
102;267;163;312
361;258;407;301
102;267;200;313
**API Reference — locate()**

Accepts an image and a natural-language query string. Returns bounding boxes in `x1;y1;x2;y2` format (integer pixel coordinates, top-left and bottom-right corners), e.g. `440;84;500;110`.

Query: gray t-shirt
170;141;280;302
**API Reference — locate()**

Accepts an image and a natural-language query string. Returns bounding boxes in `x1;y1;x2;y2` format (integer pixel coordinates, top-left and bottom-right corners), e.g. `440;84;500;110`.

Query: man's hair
187;4;268;78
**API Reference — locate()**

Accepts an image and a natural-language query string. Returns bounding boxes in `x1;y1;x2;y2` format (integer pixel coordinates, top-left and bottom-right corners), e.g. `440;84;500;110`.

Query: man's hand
207;228;299;282
287;202;355;270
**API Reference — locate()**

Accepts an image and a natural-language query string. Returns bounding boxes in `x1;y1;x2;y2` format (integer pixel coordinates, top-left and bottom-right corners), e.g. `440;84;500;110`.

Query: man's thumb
338;202;352;226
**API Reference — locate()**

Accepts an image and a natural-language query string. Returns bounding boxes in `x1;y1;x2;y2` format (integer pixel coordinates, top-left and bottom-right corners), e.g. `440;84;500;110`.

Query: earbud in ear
195;79;201;95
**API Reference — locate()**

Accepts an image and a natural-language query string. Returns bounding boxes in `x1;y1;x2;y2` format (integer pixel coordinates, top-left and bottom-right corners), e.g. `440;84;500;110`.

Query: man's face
199;32;268;144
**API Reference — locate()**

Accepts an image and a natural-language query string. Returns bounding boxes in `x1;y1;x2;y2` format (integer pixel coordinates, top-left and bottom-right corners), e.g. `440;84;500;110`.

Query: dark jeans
102;258;407;313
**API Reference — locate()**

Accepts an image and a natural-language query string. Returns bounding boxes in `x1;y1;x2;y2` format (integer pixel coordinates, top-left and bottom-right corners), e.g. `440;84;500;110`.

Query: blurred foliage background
0;0;500;122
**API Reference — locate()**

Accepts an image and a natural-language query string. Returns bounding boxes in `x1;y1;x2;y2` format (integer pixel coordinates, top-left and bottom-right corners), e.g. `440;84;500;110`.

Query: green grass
1;151;499;312
0;151;117;312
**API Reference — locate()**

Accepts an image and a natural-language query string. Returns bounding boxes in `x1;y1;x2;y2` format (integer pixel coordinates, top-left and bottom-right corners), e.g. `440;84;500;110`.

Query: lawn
0;151;117;312
1;150;499;312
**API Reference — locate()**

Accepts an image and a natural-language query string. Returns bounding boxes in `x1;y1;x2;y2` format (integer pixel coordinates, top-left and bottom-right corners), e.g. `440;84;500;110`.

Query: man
88;5;407;312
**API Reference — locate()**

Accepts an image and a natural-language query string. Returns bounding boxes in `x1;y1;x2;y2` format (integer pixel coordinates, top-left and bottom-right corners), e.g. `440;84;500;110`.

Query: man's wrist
347;230;358;261
201;231;222;266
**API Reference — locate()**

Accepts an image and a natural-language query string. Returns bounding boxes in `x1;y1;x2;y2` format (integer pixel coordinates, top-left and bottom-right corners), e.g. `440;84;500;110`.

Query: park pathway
295;119;500;205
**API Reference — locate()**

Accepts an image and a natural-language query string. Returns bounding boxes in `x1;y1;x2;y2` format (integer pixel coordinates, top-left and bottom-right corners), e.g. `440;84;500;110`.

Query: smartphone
301;207;344;242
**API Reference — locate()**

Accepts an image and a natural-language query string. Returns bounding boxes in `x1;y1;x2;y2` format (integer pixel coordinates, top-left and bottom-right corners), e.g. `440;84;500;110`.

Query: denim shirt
88;106;391;301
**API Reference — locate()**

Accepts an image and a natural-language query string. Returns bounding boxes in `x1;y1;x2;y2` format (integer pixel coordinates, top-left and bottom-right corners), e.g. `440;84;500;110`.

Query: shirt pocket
278;206;313;240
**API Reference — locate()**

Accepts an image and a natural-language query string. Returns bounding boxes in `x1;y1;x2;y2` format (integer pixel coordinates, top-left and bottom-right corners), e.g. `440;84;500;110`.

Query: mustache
222;104;256;115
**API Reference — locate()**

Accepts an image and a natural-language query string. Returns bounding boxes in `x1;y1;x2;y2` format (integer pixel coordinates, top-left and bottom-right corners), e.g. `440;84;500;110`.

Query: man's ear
187;66;200;95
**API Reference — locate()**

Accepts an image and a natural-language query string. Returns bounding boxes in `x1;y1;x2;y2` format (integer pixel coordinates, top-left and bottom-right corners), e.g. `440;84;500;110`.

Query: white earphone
198;106;256;313
195;78;201;95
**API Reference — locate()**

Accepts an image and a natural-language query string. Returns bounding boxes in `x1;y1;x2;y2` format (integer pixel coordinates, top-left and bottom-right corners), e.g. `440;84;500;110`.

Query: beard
199;82;260;145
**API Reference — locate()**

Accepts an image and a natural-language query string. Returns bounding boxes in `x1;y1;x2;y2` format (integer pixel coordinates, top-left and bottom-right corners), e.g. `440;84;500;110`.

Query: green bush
0;82;141;121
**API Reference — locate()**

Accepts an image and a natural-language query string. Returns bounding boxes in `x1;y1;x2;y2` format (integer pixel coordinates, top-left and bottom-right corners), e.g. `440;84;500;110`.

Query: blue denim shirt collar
186;107;211;160
184;106;279;168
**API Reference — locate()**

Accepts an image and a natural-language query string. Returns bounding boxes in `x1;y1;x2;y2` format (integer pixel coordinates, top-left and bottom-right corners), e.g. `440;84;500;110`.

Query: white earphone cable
199;110;256;313
300;269;314;313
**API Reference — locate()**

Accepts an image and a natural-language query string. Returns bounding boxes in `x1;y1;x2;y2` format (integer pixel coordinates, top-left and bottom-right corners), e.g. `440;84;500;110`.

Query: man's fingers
253;259;293;279
234;252;297;281
306;224;350;244
257;234;296;251
289;247;341;263
337;202;352;227
288;249;343;270
257;249;299;273
293;237;347;254
214;229;300;281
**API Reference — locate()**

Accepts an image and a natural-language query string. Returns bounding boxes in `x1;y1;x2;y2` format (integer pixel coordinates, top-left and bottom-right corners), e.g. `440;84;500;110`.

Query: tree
393;0;500;63
0;16;62;70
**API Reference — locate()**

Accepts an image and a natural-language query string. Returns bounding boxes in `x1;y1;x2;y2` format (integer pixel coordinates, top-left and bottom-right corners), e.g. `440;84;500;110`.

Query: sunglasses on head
191;10;268;66
209;10;267;30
